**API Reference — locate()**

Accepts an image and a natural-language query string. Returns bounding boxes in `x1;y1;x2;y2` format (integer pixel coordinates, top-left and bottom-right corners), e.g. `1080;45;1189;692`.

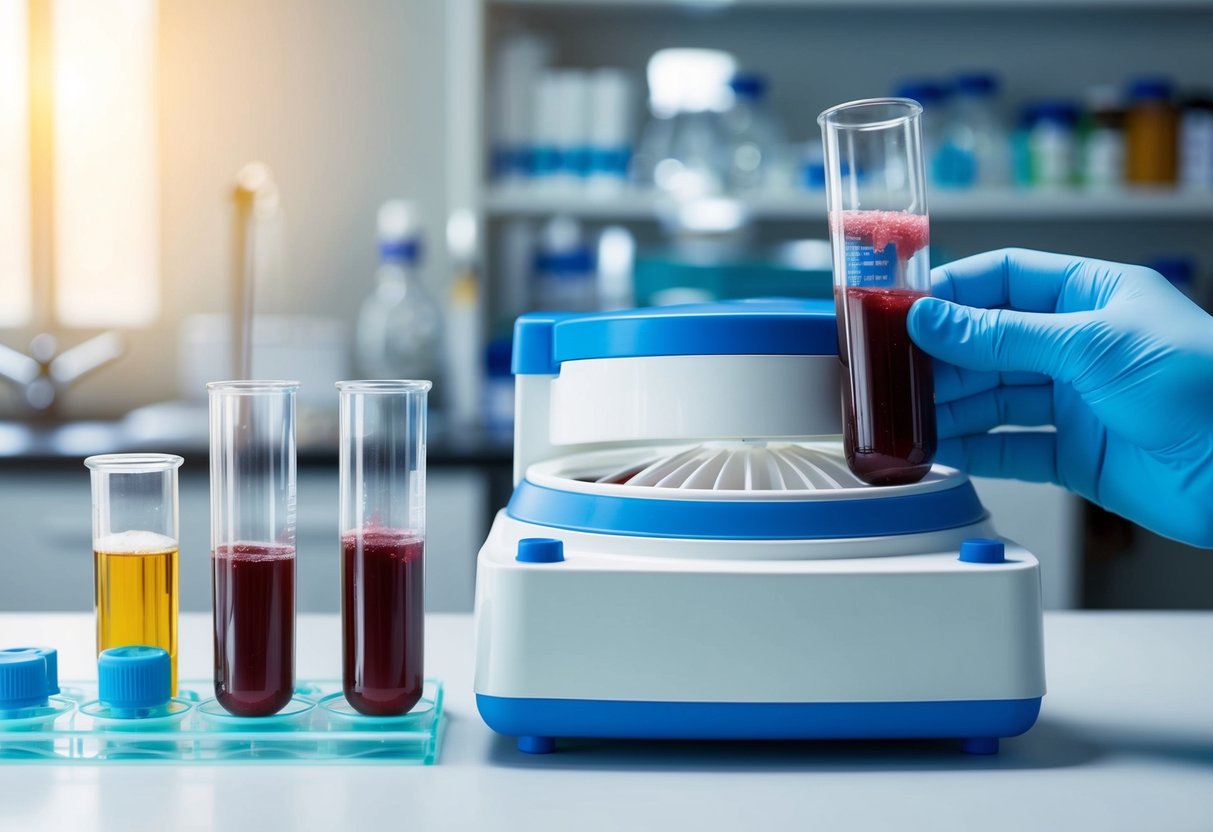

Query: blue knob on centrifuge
0;651;49;711
98;646;171;713
2;647;58;695
959;538;1006;564
516;537;565;563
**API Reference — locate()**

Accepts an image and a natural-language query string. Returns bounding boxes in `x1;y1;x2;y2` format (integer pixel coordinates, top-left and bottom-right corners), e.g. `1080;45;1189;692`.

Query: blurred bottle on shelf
1079;85;1126;190
1179;91;1213;191
531;70;591;191
533;216;597;312
586;69;636;194
892;79;949;187
490;32;552;184
721;72;784;193
634;49;736;200
356;201;443;393
1125;76;1177;185
1147;255;1199;302
444;209;484;430
1026;101;1079;189
483;336;515;439
937;71;1011;190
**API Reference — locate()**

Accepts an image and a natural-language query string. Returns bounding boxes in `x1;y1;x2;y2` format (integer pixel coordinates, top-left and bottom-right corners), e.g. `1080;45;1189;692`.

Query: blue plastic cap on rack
1;647;58;695
0;651;49;710
516;538;565;563
959;538;1007;564
729;73;768;100
1128;76;1174;102
954;72;999;96
98;646;171;711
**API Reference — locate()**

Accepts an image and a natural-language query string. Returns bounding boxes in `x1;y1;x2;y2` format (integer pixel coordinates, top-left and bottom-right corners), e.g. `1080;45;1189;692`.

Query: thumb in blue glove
907;247;1213;548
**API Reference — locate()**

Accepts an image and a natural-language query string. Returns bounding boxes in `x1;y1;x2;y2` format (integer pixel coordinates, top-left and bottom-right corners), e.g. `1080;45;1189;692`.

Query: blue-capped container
1126;75;1178;184
79;646;191;728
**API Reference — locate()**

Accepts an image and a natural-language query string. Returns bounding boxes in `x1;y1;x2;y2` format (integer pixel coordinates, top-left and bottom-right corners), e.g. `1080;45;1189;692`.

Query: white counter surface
0;611;1210;832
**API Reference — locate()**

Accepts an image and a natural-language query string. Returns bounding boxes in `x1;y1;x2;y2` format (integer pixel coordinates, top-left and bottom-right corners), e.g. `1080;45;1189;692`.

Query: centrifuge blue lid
98;646;171;712
512;299;838;375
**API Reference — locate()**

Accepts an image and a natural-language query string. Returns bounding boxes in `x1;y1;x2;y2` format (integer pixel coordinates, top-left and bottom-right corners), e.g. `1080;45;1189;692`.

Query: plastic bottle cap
729;73;768;100
893;80;949;105
959;538;1007;564
516;538;565;563
1128;77;1174;102
0;651;49;710
1;647;58;696
98;646;171;711
954;72;999;96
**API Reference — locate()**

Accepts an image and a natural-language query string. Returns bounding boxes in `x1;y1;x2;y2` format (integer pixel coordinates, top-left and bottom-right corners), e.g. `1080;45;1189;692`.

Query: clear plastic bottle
533;216;597;312
1080;85;1126;190
356;201;444;385
722;72;783;193
940;72;1011;189
1028;101;1079;189
1179;92;1213;191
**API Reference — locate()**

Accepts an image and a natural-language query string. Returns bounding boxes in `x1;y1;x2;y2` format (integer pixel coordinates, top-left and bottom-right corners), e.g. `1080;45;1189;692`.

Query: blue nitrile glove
907;248;1213;548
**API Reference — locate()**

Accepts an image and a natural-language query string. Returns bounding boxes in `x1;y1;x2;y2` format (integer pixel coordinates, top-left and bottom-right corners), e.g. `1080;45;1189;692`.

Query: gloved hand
907;248;1213;548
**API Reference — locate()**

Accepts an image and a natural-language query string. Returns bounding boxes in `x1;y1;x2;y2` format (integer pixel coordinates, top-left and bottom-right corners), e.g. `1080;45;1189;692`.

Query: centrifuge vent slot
594;443;866;491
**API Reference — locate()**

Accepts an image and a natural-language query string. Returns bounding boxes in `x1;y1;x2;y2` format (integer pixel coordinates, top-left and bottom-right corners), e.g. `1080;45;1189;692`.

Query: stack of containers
490;33;635;193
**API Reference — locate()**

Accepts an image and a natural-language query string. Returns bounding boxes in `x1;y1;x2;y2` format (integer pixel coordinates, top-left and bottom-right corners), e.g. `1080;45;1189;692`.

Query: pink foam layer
835;210;930;260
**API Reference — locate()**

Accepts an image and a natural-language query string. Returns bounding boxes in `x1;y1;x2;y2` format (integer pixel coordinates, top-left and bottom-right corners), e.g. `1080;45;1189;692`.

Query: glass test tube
819;98;937;486
208;380;298;717
85;454;183;695
338;380;430;716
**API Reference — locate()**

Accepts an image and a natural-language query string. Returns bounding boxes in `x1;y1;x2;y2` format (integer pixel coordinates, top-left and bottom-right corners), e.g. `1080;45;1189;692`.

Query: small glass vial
85;454;183;695
338;380;430;716
208;380;298;717
819;98;937;486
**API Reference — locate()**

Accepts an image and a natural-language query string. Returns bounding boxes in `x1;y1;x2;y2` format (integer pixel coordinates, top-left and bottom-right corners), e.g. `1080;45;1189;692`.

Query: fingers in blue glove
937;385;1054;439
932;360;1048;404
927;247;1128;311
937;431;1059;484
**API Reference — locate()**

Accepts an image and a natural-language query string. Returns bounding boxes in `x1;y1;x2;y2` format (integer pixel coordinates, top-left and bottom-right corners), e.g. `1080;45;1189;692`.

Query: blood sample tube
819;98;937;486
338;380;430;716
208;380;298;717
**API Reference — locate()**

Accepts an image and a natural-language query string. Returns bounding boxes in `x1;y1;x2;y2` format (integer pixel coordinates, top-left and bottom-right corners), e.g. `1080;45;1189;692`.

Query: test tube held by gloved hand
208;380;298;717
818;98;937;486
338;380;430;716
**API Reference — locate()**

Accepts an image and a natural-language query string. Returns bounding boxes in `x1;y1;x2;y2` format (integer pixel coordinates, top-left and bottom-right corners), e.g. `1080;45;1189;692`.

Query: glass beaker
819;98;937;486
208;380;298;717
85;453;183;695
338;380;430;716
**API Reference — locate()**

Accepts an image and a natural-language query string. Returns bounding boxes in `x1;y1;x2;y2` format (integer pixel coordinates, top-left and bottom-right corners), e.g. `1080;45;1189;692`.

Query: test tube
819;98;937;486
85;453;183;695
338;380;430;716
208;380;298;717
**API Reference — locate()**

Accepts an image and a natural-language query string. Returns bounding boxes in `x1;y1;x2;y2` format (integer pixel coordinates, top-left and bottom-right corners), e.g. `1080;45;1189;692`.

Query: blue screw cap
516;537;565;564
0;651;49;710
2;648;58;695
959;538;1006;564
98;646;171;713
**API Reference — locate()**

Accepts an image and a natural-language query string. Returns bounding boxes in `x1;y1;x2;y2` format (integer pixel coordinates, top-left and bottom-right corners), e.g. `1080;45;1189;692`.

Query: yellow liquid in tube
94;531;179;694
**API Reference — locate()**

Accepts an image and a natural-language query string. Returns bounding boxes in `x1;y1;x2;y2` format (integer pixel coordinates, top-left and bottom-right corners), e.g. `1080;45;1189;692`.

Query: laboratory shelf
0;679;444;765
483;187;1213;222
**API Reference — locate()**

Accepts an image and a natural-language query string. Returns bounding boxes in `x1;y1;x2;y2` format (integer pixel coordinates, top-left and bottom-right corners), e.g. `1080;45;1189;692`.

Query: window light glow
52;0;158;327
0;0;32;327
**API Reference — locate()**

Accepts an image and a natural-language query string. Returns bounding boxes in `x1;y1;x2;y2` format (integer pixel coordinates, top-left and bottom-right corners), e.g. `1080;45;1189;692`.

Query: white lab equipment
474;300;1046;755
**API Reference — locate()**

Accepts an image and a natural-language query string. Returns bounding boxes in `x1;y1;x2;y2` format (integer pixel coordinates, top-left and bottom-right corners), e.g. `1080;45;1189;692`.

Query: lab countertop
1;612;1210;832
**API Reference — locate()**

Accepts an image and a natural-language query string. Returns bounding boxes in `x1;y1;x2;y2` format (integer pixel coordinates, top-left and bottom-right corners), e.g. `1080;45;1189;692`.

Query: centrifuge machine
474;299;1045;755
